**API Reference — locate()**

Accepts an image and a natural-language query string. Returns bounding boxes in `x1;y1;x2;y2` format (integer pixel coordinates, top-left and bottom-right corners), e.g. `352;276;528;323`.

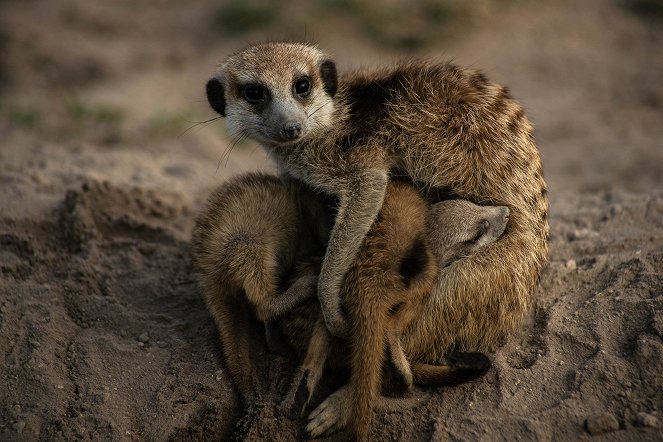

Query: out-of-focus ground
0;0;662;440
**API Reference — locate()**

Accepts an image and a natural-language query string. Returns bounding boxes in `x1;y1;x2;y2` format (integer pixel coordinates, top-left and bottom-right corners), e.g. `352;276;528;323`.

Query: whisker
179;116;222;138
216;131;248;174
307;101;331;120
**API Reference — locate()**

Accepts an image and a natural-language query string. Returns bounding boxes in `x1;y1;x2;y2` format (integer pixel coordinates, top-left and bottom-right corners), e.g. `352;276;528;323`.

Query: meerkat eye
472;220;490;242
294;77;311;97
243;84;267;104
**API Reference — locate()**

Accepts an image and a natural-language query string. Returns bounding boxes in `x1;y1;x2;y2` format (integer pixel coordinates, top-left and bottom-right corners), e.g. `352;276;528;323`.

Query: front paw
305;385;351;438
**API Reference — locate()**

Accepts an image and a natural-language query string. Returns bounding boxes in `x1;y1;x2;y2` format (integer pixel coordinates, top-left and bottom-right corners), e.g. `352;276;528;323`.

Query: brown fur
190;173;335;402
304;187;508;441
207;43;550;362
192;172;507;440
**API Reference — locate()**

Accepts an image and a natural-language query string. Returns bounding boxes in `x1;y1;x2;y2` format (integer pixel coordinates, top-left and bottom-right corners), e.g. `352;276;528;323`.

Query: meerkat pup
205;43;549;358
192;172;508;440
191;173;335;402
299;191;509;441
320;182;509;441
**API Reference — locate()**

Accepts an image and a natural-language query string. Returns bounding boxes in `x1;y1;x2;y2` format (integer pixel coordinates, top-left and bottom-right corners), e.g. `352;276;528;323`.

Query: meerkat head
206;42;338;147
427;200;510;268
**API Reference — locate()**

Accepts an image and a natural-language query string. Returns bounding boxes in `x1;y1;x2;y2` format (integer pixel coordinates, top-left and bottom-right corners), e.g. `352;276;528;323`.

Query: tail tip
446;351;492;377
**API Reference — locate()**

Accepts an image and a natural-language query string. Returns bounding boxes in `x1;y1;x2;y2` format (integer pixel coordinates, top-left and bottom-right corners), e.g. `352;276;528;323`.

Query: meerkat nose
282;121;302;140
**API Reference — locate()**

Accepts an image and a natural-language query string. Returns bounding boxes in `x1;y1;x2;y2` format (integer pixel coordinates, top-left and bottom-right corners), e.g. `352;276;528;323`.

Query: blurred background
1;0;662;215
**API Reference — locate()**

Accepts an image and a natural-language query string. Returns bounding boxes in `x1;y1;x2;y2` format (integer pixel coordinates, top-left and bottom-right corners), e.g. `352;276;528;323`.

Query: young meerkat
205;42;550;357
191;173;335;402
192;172;507;440
297;186;509;441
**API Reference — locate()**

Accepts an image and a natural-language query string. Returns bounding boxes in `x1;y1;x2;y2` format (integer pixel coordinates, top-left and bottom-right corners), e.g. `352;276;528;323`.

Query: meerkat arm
318;169;388;337
258;273;318;321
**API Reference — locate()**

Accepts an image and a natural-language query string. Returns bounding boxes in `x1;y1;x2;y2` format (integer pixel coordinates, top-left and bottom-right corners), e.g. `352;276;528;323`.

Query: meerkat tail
349;302;387;442
411;352;491;386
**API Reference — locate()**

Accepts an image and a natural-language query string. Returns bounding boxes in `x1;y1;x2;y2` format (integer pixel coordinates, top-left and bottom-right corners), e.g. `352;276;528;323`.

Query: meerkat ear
319;59;337;97
206;77;226;117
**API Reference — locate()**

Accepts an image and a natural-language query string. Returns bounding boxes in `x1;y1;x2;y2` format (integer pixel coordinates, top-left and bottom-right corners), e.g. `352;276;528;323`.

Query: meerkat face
427;200;510;267
206;42;338;147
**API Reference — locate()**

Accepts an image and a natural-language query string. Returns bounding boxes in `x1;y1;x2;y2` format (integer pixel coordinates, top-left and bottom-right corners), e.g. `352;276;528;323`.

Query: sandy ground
1;0;662;440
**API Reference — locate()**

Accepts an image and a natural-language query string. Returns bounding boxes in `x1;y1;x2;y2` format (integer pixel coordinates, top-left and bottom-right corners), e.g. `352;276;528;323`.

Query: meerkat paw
305;385;351;438
281;368;313;419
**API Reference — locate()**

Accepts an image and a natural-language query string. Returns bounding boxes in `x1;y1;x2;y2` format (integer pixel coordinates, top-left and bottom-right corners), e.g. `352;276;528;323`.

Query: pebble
570;228;599;241
13;421;26;433
636;412;659;428
585;412;619;435
565;259;577;271
138;332;150;343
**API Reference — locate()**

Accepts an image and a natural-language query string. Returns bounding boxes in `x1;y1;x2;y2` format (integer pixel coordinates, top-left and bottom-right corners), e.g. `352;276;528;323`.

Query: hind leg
205;287;261;403
384;301;419;395
282;316;331;418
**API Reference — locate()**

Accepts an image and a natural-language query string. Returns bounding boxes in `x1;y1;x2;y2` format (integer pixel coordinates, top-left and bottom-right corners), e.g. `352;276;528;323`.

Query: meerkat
205;43;550;359
190;172;335;402
298;192;510;441
324;193;509;441
191;172;506;430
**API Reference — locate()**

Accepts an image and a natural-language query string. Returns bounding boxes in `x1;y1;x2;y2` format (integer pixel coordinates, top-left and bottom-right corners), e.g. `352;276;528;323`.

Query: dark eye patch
471;220;490;242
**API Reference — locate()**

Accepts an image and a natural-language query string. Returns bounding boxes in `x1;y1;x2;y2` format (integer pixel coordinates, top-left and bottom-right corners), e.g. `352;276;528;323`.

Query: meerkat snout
427;200;510;267
206;78;226;117
282;121;302;140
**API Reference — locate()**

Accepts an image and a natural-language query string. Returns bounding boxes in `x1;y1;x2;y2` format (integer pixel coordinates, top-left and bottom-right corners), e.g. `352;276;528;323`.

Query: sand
1;0;661;440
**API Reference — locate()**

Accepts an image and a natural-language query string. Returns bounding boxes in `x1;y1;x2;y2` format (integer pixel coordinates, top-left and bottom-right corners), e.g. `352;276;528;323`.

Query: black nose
282;121;302;140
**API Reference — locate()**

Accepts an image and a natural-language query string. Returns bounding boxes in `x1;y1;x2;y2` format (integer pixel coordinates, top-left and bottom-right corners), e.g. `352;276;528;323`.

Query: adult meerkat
205;43;549;357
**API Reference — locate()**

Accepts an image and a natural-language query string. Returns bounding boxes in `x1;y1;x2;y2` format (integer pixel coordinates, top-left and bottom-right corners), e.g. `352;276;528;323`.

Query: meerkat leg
262;265;320;354
384;301;418;395
282;317;331;418
318;169;388;337
247;272;318;322
384;332;413;395
207;288;260;402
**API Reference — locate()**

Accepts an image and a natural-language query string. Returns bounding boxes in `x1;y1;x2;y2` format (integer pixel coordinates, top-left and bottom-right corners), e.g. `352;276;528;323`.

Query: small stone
570;229;599;241
138;332;150;343
13;421;26;433
565;259;577;271
636;412;659;428
585;412;619;435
